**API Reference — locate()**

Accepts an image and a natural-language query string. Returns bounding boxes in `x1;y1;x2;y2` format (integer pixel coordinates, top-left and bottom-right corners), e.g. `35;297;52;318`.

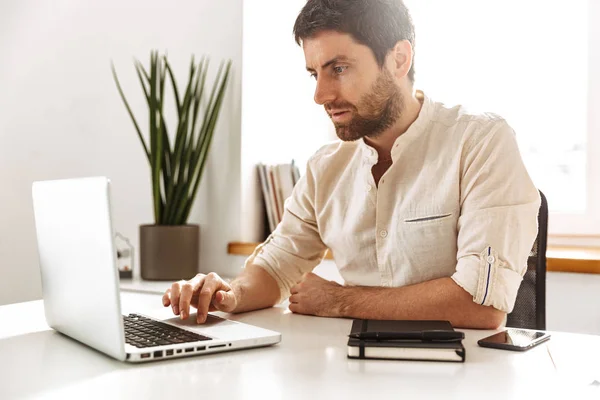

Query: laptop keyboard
123;314;211;348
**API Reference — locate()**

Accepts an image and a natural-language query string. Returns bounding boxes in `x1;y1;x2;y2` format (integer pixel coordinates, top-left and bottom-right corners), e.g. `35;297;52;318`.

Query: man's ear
387;40;413;80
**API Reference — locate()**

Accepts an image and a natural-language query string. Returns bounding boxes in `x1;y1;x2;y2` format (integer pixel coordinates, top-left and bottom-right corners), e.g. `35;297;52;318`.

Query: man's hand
162;272;237;324
288;273;344;317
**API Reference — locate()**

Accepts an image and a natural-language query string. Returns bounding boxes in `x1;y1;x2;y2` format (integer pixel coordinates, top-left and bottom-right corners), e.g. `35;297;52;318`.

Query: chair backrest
506;190;548;330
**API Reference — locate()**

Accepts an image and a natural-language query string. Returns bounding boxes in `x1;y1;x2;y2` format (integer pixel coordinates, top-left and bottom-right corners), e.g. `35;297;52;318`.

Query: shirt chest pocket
399;212;458;282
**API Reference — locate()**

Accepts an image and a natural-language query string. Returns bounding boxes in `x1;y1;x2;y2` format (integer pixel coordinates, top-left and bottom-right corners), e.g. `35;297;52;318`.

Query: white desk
1;291;599;400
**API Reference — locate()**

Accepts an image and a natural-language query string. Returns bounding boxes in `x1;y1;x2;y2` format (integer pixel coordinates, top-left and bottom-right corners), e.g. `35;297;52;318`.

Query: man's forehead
303;31;364;69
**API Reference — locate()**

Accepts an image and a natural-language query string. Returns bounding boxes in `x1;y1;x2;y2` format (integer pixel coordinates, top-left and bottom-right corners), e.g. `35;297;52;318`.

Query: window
405;0;598;238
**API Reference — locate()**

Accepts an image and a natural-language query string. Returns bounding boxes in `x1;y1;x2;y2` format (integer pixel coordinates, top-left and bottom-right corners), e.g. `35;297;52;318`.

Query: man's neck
363;89;424;161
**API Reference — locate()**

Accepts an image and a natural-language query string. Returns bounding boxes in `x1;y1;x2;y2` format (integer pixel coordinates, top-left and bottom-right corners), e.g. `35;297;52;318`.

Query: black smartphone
477;328;550;351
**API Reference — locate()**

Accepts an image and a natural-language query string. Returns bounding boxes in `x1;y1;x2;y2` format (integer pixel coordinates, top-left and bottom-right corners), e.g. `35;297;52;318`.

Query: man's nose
313;77;336;105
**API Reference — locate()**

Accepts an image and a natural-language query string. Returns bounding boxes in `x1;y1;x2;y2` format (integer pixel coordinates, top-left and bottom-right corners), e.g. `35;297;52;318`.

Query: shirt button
366;185;372;192
379;230;388;238
487;255;495;264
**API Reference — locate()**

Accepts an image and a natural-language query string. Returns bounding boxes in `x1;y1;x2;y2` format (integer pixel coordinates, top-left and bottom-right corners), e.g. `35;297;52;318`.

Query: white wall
0;0;243;305
546;272;600;335
240;0;336;242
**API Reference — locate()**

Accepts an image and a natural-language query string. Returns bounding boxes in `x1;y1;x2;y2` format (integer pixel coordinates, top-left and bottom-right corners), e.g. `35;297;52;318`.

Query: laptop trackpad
164;314;228;328
142;308;246;340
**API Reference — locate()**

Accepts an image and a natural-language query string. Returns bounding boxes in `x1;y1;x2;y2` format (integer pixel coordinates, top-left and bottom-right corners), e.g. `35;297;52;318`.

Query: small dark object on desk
347;319;466;362
477;328;550;351
119;270;132;279
349;330;464;342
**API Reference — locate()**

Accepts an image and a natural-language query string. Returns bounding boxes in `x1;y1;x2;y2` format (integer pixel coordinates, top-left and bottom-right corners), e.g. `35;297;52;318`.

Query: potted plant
112;51;231;280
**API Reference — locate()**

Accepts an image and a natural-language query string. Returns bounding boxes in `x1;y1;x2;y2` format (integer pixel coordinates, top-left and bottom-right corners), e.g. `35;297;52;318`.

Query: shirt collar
359;90;433;161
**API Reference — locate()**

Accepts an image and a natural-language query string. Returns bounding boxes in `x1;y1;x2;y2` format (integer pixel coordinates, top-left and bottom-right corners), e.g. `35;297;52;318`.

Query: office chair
506;190;548;330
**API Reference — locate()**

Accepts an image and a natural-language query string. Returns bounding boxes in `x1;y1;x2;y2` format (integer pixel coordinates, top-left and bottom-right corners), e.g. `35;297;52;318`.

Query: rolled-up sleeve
451;120;541;313
244;157;328;303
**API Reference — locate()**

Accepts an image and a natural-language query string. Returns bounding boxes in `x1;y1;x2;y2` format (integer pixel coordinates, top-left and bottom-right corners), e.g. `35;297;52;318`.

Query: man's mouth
329;110;350;122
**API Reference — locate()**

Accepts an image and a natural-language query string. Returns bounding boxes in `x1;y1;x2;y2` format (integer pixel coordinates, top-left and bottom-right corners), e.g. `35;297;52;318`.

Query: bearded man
163;0;541;329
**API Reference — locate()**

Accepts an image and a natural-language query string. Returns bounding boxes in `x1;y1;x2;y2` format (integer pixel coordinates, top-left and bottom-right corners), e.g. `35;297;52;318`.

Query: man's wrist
228;281;243;313
334;285;354;318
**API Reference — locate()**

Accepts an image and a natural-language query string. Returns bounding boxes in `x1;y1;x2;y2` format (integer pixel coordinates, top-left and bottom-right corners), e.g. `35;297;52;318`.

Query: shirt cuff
451;246;524;313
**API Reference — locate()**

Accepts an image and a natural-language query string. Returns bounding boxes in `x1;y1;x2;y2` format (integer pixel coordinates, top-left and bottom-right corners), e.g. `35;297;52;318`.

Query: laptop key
123;314;213;346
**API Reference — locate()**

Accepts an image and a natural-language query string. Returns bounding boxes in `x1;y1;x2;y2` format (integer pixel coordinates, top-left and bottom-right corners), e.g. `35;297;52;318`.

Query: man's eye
333;66;347;75
309;73;317;80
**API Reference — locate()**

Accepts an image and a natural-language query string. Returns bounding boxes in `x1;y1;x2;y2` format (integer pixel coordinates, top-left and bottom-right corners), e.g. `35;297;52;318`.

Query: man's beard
327;69;404;142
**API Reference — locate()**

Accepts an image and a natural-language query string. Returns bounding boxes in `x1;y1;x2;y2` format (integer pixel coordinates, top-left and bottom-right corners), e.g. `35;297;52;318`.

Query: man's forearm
229;264;281;313
337;277;505;329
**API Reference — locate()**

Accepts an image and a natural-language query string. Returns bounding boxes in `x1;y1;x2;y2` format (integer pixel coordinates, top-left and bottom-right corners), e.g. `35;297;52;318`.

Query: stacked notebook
257;161;301;234
347;319;466;362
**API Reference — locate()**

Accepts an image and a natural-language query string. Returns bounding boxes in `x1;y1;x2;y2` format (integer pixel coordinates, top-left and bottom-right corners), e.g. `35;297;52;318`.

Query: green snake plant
111;51;232;225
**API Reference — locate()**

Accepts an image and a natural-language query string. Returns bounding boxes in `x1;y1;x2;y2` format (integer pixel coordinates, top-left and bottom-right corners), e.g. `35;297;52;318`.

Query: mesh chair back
506;190;548;330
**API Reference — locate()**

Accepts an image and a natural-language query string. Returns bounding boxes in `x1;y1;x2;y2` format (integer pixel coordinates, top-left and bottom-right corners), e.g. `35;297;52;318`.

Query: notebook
347;319;466;362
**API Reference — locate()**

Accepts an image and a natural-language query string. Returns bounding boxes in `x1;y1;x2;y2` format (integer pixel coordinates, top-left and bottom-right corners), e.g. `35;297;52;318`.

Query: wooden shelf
228;242;600;274
228;242;334;260
546;247;600;274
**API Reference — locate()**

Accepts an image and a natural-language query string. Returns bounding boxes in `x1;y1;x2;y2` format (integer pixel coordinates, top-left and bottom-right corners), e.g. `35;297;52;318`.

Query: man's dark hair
293;0;416;83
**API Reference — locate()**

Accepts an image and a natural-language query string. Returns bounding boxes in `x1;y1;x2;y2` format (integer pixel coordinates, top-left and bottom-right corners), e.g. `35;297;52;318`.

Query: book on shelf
257;161;301;235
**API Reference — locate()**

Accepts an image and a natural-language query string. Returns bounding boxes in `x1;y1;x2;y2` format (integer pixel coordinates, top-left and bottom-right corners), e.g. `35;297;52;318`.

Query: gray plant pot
139;224;200;281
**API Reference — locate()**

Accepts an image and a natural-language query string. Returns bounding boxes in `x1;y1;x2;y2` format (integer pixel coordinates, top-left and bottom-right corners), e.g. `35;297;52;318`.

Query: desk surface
1;292;599;400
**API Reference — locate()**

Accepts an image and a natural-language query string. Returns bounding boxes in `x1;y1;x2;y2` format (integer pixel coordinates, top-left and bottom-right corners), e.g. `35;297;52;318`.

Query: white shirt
245;92;541;313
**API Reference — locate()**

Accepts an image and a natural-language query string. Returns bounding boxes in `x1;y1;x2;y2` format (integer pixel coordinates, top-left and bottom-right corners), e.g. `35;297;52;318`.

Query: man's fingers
214;290;236;313
162;288;171;307
178;283;195;320
168;274;206;317
170;282;182;315
160;273;232;324
289;303;303;314
196;273;222;323
177;275;206;319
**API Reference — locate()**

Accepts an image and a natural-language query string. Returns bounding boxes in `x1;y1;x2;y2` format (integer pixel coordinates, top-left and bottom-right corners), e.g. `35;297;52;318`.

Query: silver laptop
31;176;281;363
